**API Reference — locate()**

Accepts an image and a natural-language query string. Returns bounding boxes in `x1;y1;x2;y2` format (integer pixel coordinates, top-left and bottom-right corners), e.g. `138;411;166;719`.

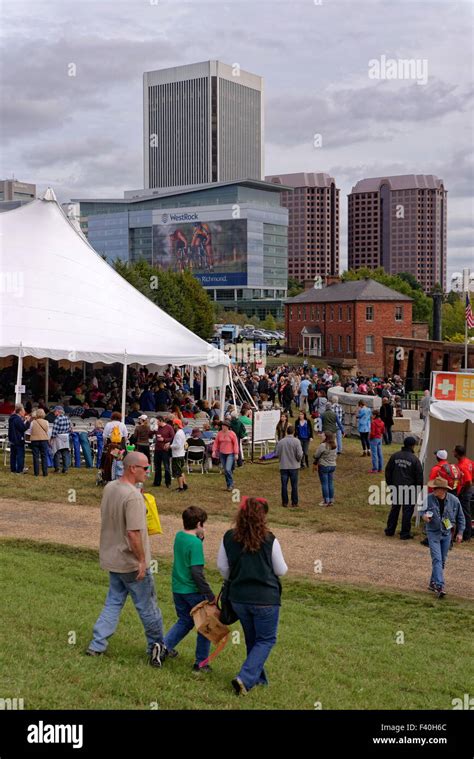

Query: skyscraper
143;61;264;190
266;172;339;283
348;174;447;292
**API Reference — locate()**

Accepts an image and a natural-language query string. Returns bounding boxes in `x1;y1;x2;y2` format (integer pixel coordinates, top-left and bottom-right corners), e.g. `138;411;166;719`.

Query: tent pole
121;352;128;420
200;367;204;400
45;358;49;406
229;365;237;410
83;362;86;383
15;344;23;406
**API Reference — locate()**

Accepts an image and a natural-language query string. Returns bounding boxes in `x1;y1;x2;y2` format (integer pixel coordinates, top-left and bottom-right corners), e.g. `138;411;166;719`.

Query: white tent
419;401;474;481
0;193;230;412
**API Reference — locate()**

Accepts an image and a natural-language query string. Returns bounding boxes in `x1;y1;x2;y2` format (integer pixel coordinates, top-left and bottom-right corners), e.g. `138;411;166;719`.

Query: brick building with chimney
285;278;413;376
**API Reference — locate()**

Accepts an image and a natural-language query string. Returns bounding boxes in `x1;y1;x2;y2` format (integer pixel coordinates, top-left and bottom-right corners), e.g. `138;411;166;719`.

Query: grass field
0;438;426;537
0;540;473;711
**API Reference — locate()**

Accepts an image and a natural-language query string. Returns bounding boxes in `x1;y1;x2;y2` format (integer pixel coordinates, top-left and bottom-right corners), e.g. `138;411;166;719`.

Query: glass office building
73;179;289;318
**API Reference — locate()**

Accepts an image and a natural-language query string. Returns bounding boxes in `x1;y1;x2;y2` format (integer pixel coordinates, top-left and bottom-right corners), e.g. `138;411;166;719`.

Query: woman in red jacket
369;409;385;473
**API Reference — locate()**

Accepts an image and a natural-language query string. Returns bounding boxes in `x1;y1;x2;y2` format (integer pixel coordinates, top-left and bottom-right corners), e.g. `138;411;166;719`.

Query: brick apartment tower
266;172;339;283
348;174;447;293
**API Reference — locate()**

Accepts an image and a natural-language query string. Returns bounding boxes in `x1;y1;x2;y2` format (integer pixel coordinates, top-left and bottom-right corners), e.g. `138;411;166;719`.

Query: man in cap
428;450;460;495
419;476;465;597
384;436;423;540
171;418;188;492
50;405;72;474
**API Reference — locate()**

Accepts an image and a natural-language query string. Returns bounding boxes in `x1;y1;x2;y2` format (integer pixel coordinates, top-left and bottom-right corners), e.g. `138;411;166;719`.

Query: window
338;335;342;352
316;306;320;321
330;305;334;321
395;306;403;321
298;307;301;321
347;305;352;321
365;335;375;354
303;306;307;321
347;335;352;352
366;305;374;321
338;305;342;321
311;306;315;320
329;335;334;352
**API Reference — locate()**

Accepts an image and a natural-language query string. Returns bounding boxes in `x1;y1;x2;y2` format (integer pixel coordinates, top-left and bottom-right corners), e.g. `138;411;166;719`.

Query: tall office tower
348;174;447;292
143;61;264;189
266;172;339;283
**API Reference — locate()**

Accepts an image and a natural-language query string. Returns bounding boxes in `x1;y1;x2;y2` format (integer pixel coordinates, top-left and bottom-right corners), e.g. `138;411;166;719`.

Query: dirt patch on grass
1;497;472;600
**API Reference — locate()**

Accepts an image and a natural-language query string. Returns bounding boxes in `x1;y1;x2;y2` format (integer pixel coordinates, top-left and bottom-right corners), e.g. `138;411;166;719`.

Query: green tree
288;277;304;297
263;313;277;330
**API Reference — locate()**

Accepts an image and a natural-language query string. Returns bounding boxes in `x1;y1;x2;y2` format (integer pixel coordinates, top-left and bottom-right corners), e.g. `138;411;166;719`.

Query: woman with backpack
294;411;313;468
217;496;288;696
313;431;338;507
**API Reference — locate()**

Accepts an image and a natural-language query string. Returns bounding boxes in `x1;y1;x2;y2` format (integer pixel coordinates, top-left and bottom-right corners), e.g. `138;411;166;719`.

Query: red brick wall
354;301;413;374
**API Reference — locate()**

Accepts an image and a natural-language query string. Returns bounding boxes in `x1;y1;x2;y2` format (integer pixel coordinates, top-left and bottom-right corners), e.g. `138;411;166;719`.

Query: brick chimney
325;275;341;287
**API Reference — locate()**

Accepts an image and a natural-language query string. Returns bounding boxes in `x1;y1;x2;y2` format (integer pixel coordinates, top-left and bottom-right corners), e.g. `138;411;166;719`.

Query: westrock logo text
168;212;198;222
27;721;83;750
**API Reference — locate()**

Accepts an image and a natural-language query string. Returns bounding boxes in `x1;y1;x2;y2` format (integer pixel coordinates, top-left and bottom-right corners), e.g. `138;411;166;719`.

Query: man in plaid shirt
51;406;72;473
329;396;345;454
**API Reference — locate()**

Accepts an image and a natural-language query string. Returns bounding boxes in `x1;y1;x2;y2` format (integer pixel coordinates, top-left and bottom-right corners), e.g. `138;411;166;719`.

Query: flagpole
465;298;468;370
464;268;470;371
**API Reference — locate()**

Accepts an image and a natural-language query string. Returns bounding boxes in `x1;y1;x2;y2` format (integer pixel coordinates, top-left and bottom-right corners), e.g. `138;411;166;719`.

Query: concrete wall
328;387;412;443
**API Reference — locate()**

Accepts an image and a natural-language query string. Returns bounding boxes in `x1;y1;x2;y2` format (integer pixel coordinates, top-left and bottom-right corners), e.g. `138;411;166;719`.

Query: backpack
110;424;122;444
439;463;461;491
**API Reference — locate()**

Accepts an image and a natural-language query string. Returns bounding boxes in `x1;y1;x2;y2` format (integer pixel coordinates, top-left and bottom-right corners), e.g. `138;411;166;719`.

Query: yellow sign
432;372;474;402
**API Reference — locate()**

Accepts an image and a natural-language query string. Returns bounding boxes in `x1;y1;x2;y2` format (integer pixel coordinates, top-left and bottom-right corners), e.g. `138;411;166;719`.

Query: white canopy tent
419;401;474;481
0;192;230;416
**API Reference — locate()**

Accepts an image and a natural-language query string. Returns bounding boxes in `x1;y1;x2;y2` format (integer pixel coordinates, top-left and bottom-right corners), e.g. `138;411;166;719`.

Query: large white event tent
0;191;230;416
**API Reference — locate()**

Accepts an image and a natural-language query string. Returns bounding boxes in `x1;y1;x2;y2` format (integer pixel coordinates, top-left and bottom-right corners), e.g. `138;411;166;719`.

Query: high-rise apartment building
143;61;264;190
266;172;339;283
348;174;447;292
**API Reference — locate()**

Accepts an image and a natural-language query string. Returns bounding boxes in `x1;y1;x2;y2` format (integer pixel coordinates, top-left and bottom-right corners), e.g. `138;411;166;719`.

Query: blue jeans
427;532;451;588
336;428;343;453
231;602;280;690
31;440;49;476
89;569;164;654
54;448;71;473
164;592;211;665
220;453;235;488
280;469;299;506
370;439;384;471
10;443;25;473
318;465;335;503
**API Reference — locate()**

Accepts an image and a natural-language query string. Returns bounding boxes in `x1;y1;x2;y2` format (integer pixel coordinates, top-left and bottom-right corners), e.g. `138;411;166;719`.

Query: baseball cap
172;418;183;428
53;405;64;412
435;450;448;460
138;414;148;421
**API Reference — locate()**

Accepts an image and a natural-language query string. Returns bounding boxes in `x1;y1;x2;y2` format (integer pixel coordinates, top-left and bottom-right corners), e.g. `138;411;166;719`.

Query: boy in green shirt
163;506;215;672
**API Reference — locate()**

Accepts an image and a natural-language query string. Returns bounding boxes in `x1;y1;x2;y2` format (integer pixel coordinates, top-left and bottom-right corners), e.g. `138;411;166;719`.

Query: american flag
466;293;474;329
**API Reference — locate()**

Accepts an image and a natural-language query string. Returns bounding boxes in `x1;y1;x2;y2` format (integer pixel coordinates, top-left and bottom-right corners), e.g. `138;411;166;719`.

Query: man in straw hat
419;476;465;598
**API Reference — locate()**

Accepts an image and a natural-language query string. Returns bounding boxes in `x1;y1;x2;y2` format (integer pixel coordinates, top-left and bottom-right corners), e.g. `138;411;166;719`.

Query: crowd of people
2;359;472;693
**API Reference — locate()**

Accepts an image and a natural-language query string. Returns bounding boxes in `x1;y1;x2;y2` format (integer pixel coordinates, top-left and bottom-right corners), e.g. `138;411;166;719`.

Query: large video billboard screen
152;216;247;287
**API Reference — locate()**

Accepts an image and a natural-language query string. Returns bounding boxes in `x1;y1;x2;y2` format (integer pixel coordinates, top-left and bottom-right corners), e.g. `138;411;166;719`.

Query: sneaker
436;586;446;599
319;500;326;506
400;534;414;540
163;646;178;659
420;538;429;546
85;648;103;657
368;470;378;474
193;663;212;674
281;503;288;508
384;529;395;537
428;581;437;593
149;642;164;668
182;484;188;491
231;676;248;696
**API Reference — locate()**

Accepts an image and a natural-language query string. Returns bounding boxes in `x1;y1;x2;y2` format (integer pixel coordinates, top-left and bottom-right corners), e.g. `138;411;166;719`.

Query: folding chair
186;446;206;474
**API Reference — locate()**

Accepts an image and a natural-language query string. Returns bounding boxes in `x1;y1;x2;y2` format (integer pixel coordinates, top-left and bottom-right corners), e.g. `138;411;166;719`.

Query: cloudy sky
1;0;472;281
